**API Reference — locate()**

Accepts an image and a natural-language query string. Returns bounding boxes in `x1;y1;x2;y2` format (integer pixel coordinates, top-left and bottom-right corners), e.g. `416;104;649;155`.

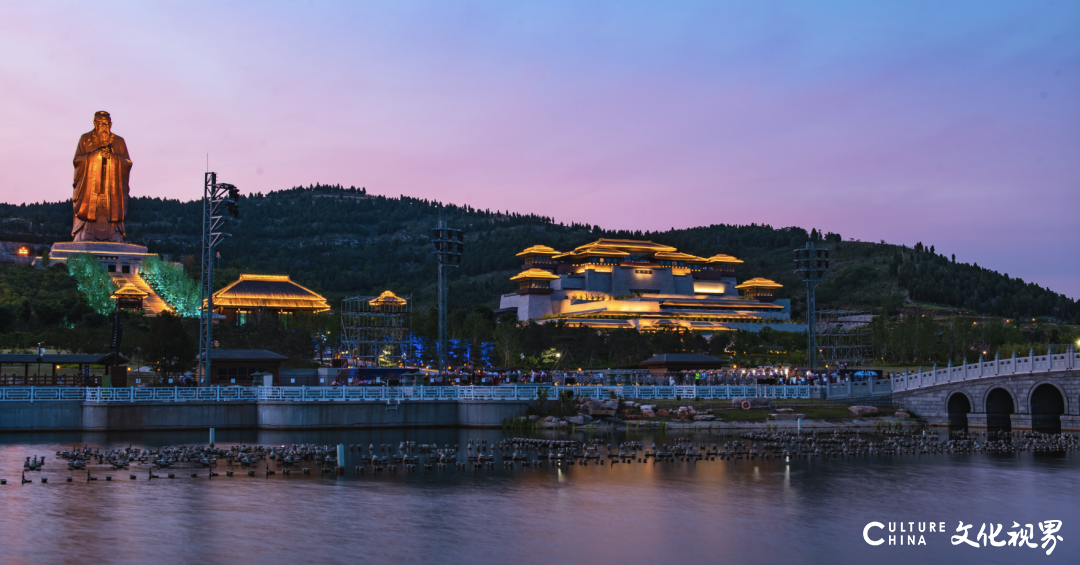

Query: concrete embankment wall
0;402;83;432
82;402;258;431
0;400;532;432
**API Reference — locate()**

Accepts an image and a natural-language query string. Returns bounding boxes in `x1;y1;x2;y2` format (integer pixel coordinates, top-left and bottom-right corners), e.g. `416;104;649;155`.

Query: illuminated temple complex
498;239;805;333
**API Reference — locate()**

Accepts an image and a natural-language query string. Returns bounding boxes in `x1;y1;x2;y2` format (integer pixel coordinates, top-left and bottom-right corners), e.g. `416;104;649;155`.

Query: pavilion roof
368;290;407;307
706;254;744;264
516;245;561;257
211;274;330;312
735;277;784;289
510;268;561;281
110;282;149;299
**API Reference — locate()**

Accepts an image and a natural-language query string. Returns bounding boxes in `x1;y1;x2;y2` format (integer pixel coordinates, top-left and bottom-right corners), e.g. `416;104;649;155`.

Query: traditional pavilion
735;278;784;302
498;239;804;333
211;274;330;324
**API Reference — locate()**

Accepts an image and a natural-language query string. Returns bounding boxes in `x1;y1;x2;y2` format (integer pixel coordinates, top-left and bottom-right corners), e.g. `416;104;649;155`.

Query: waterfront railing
1;384;811;402
3;347;1074;402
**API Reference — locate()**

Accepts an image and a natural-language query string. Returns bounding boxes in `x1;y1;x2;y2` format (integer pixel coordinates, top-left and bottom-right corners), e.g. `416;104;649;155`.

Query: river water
0;428;1076;565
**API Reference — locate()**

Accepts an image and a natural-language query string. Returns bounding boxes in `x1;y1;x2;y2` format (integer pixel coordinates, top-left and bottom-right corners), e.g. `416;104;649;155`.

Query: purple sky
2;1;1078;297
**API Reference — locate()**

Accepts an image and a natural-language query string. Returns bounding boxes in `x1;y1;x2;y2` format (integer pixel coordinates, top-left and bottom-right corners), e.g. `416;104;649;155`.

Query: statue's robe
72;130;131;242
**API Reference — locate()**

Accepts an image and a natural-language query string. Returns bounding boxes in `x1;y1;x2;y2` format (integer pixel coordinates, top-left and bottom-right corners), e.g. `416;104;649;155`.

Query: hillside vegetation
3;184;1075;324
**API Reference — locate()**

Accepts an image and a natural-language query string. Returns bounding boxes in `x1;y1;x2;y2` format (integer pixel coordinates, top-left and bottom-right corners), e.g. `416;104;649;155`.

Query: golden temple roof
368;290;407;307
707;254;744;264
575;239;677;253
516;245;561;257
553;248;630;260
510;268;561;281
735;277;783;289
212;274;330;312
653;251;706;262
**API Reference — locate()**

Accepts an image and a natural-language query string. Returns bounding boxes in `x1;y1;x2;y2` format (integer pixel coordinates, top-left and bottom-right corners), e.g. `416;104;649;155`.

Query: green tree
143;312;197;377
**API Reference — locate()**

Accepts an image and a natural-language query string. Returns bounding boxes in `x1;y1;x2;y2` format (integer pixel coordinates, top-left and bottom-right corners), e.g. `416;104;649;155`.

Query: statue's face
94;117;112;134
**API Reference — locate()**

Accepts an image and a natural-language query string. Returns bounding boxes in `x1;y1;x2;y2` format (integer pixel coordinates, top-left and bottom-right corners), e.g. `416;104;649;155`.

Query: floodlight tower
794;241;829;371
199;172;239;386
431;220;463;371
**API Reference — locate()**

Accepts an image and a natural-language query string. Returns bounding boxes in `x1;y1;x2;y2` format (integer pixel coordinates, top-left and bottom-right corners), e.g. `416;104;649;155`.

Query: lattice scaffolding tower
816;309;874;369
794;241;829;370
340;291;412;368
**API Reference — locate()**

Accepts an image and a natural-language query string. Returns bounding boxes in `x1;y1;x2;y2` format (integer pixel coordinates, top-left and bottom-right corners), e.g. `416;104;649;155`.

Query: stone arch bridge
891;347;1080;432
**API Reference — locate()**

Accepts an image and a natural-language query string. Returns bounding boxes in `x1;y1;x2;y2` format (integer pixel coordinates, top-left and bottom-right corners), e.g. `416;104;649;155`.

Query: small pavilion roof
510;269;561;281
707;254;744;264
516;245;561;257
368;290;407;307
735;277;783;289
111;282;149;299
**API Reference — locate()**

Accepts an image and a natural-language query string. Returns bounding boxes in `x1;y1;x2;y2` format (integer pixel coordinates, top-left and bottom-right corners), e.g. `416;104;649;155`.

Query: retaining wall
81;402;258;431
0;402;83;432
0;399;531;432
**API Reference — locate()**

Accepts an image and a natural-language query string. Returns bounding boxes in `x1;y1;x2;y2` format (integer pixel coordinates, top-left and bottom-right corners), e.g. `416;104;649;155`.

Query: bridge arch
946;391;972;427
984;387;1015;432
1029;382;1066;433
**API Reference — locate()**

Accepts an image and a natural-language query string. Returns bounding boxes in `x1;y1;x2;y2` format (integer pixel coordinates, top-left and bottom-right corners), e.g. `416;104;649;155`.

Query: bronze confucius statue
72;111;132;242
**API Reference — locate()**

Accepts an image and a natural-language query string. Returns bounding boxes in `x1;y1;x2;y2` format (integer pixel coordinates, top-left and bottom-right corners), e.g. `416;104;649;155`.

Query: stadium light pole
431;220;463;372
199;173;239;386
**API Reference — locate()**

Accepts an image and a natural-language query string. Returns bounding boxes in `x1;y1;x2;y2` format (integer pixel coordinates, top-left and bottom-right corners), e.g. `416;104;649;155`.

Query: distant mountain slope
2;184;1076;322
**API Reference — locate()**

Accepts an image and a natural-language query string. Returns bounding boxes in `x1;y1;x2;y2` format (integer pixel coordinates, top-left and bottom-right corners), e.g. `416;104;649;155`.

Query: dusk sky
1;1;1077;297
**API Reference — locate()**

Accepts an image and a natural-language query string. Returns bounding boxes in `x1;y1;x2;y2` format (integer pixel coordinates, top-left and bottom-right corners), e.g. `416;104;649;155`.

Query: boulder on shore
895;410;912;419
640;409;656;418
848;405;879;418
656;409;670;417
693;414;716;421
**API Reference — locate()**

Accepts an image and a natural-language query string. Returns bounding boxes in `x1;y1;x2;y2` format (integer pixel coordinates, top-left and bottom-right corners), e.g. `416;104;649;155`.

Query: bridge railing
891;345;1077;392
0;384;812;402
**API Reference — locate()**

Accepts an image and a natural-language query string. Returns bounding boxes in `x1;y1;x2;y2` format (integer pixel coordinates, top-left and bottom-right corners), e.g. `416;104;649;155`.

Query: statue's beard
91;125;114;148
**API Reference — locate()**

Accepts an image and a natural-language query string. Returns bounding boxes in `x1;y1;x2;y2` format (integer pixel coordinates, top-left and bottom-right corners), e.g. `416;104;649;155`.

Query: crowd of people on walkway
329;367;833;387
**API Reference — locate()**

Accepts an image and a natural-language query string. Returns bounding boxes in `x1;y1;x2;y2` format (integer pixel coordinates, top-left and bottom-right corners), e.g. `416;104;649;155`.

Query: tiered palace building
498;239;806;333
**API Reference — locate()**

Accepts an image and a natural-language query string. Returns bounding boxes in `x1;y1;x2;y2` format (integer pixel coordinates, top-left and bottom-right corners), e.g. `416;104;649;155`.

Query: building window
121;265;130;273
108;265;116;272
635;269;652;275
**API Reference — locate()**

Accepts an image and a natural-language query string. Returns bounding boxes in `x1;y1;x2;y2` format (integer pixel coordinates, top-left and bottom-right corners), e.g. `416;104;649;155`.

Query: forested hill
1;184;1076;323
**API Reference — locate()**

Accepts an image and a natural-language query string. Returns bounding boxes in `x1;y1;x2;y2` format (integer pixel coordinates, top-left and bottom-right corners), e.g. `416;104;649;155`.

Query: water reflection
1;428;1077;564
